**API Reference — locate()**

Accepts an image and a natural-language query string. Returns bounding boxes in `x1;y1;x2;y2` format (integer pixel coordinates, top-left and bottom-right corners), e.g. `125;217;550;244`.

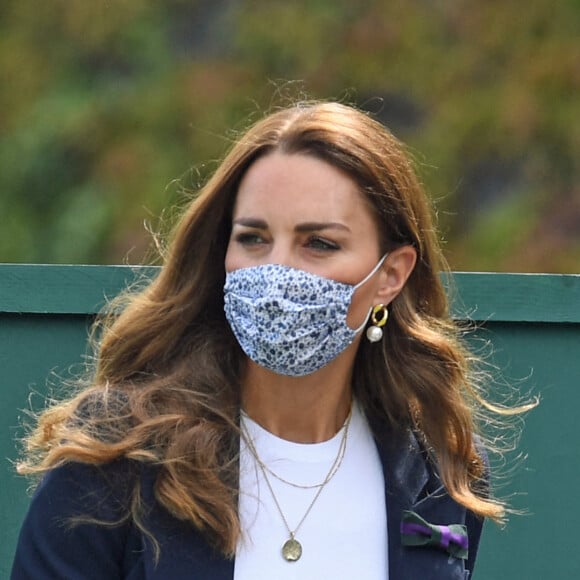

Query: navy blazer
11;426;484;579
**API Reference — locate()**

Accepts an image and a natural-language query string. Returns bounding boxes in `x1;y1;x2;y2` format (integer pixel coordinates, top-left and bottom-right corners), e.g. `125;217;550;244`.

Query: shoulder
37;458;145;519
11;460;153;579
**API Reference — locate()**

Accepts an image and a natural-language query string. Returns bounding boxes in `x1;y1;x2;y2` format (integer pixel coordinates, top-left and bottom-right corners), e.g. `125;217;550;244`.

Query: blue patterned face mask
223;256;387;376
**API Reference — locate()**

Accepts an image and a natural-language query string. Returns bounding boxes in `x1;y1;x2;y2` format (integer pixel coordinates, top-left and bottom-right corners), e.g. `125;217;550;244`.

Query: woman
12;102;503;579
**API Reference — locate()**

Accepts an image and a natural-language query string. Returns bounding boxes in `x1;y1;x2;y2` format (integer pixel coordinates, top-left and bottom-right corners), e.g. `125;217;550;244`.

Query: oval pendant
282;538;302;562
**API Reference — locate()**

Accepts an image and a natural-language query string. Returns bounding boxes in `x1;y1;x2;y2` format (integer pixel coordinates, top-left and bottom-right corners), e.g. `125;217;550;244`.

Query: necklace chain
242;413;350;489
240;410;352;561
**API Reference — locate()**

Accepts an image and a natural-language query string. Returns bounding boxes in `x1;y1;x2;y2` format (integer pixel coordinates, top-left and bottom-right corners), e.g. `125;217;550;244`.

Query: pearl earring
366;304;388;343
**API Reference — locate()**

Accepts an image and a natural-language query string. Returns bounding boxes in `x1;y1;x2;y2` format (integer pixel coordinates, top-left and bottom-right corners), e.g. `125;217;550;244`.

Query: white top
234;403;388;580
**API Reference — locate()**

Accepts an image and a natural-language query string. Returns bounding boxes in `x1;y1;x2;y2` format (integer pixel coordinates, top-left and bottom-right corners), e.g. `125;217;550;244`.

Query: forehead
233;152;378;229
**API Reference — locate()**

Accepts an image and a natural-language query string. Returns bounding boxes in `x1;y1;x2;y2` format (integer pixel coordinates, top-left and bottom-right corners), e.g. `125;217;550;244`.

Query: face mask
223;256;387;376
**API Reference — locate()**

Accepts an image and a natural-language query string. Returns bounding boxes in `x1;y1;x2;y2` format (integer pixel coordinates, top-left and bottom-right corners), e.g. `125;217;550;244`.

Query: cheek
346;279;379;330
225;246;261;273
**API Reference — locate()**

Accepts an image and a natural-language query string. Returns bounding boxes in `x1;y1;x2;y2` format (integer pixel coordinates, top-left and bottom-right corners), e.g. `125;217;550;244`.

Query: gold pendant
282;537;302;562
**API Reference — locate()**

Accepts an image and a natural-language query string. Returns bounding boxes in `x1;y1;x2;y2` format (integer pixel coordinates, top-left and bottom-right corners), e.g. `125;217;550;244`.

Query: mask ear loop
351;253;389;333
353;253;389;290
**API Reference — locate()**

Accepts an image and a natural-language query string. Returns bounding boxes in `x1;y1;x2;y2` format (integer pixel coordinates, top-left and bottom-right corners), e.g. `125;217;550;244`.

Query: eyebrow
232;218;268;229
295;221;351;233
232;218;351;233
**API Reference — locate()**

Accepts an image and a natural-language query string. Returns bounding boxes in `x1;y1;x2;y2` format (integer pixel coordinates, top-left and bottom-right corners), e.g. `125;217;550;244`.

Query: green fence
1;265;579;578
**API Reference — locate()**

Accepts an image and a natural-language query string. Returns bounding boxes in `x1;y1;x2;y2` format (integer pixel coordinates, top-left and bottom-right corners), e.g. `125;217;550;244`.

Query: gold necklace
241;411;350;489
241;411;352;562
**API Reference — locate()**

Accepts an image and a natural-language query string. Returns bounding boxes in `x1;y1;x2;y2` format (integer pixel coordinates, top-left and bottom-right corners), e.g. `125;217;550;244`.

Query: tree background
1;0;578;272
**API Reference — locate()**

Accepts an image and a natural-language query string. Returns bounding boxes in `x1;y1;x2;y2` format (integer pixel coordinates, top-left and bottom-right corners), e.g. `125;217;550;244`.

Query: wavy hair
18;101;527;556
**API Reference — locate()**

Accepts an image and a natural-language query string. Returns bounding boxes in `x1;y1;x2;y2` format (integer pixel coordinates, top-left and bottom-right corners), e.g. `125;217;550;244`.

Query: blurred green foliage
0;0;578;271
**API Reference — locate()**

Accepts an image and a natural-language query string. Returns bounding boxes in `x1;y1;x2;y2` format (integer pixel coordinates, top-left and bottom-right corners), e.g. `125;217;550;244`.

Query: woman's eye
307;236;340;251
235;232;265;246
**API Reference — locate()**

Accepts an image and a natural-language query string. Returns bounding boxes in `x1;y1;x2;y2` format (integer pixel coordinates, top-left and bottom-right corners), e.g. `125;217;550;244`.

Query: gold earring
366;304;388;343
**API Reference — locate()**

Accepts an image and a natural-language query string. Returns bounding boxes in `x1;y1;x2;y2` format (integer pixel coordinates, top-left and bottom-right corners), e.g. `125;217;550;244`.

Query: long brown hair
19;101;520;556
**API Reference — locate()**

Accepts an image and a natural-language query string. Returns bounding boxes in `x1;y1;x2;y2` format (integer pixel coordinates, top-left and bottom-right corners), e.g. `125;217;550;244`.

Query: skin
225;152;416;443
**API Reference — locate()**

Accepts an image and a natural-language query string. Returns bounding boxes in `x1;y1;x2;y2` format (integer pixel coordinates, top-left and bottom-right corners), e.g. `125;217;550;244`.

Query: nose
268;243;295;269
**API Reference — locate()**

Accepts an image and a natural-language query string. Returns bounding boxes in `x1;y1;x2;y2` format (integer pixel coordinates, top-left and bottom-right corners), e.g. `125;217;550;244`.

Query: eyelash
306;236;340;251
234;232;340;252
235;232;265;245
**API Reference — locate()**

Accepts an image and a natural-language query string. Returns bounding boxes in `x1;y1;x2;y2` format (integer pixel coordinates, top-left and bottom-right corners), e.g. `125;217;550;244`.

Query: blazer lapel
374;423;470;580
373;422;430;579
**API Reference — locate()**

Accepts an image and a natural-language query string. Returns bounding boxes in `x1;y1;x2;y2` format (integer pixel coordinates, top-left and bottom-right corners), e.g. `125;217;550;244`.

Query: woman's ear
375;245;417;305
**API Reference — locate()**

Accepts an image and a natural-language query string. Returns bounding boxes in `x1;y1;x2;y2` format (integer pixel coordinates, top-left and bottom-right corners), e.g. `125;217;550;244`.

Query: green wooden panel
2;265;579;322
475;322;579;579
1;265;579;577
448;272;580;323
0;264;158;314
0;314;92;577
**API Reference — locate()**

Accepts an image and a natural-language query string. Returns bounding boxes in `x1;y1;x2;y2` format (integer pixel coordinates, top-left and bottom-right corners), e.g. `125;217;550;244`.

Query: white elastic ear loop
353;253;389;290
351;253;389;333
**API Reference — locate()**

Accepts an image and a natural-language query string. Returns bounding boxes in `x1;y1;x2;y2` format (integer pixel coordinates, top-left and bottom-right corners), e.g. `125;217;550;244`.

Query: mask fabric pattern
223;257;386;376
